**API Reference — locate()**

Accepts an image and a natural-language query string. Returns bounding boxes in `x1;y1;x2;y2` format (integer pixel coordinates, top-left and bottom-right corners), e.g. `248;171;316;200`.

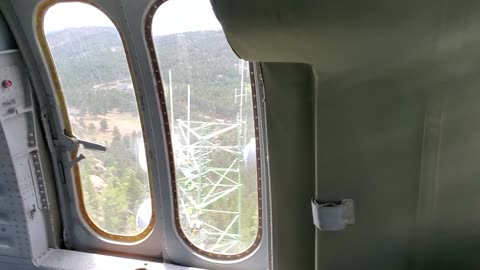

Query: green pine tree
100;119;109;131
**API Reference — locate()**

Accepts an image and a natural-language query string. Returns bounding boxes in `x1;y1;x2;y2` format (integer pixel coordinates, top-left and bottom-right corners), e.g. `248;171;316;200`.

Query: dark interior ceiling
212;1;480;269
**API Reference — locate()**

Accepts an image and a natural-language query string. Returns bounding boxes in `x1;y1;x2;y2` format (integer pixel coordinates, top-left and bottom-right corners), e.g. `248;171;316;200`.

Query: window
148;0;262;258
42;2;153;238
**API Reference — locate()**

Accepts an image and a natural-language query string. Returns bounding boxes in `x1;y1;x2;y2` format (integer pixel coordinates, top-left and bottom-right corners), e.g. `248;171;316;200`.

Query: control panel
0;50;49;261
0;50;31;118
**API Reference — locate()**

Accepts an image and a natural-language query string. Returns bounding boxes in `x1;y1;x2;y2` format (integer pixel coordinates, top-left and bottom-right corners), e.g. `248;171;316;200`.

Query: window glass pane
44;3;152;236
152;0;260;255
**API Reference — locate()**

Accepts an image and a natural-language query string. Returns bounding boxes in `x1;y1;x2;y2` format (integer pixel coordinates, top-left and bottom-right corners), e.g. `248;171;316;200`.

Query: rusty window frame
36;0;156;243
144;0;263;260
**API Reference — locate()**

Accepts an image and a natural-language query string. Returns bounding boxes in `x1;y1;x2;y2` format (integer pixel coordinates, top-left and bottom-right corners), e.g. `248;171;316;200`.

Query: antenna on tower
169;69;174;131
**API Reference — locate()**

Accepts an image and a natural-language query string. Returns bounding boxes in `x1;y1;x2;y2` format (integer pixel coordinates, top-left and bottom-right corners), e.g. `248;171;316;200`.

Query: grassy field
71;112;142;144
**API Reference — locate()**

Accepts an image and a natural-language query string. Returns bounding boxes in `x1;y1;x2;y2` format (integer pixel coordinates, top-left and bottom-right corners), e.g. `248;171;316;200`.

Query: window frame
36;0;156;243
145;0;265;260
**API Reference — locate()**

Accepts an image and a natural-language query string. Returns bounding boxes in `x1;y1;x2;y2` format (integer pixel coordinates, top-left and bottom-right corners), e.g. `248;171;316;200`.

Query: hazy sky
44;0;222;35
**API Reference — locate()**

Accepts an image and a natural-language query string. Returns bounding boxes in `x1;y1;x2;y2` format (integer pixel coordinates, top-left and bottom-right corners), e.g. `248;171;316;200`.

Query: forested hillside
47;28;240;119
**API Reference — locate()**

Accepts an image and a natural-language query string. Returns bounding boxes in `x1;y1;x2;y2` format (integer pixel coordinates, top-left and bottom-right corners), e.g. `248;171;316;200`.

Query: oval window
42;2;153;238
149;0;261;257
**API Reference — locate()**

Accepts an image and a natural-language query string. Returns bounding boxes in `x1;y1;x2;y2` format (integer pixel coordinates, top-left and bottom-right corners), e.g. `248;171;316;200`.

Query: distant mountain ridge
46;27;238;90
47;27;242;120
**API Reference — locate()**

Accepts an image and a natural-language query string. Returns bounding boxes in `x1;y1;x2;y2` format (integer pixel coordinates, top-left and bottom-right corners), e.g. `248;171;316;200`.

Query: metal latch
311;198;355;231
54;132;107;168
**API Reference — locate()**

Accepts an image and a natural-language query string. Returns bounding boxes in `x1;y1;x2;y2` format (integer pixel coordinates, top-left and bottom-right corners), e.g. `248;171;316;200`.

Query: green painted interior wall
212;0;480;269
